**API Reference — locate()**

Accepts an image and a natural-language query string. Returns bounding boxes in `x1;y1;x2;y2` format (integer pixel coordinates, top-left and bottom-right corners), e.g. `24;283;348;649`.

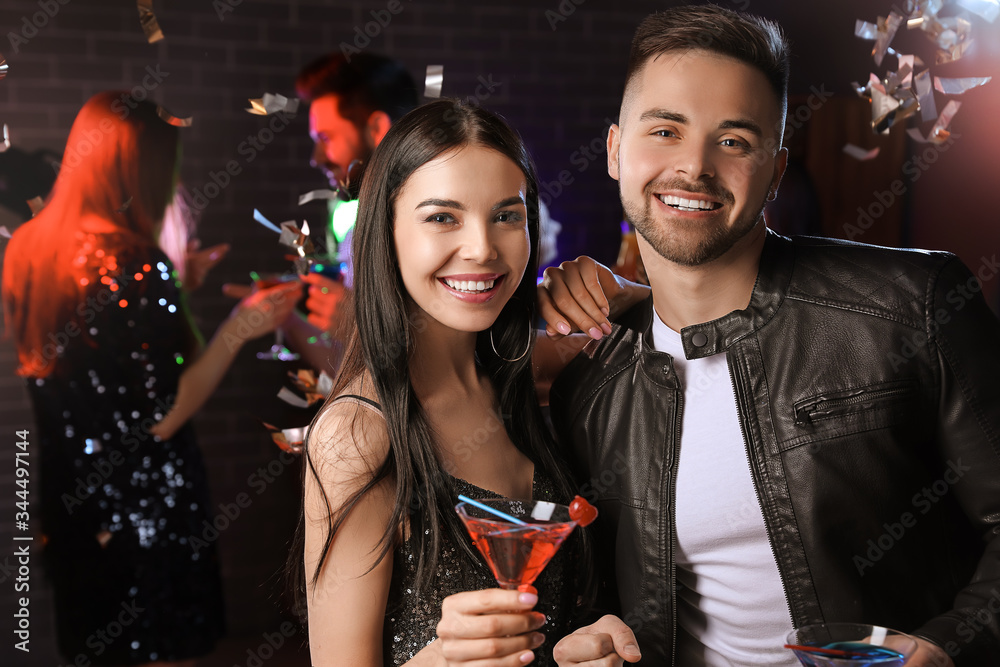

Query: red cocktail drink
455;497;596;590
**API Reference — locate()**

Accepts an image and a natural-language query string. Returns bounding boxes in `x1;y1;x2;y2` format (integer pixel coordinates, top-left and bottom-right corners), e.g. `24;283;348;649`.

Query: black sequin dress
384;473;578;666
25;232;225;665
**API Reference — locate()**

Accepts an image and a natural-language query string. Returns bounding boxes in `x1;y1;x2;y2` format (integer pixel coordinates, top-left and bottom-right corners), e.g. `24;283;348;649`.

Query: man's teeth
659;194;718;211
444;278;496;293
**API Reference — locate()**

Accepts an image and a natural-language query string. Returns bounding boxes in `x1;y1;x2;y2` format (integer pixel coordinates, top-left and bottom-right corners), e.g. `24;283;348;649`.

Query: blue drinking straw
457;495;527;526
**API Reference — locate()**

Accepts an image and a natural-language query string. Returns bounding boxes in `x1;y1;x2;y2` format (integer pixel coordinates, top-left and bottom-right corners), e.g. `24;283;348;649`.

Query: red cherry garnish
568;495;598;527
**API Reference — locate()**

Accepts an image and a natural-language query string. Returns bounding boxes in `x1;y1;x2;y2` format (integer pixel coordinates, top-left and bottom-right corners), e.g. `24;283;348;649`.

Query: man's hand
539;257;649;341
302;272;347;333
552;615;641;666
907;638;954;667
183;239;229;292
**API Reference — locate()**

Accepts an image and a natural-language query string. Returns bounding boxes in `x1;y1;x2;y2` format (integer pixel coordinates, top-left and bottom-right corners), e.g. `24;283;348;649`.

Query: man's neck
642;226;766;332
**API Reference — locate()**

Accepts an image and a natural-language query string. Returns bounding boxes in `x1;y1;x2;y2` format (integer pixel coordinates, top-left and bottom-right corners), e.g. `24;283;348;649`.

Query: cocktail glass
786;623;918;666
455;497;594;590
250;272;301;361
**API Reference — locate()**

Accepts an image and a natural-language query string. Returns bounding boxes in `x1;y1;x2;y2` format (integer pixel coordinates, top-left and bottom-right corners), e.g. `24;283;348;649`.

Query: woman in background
2;91;298;667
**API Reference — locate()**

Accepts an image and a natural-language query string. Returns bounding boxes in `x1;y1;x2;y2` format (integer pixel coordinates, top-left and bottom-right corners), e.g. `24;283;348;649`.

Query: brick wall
0;0;666;663
2;0;998;664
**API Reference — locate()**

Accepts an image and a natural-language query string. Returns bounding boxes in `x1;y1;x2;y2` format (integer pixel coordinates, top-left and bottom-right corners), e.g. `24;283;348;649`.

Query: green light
307;336;318;344
175;355;184;364
331;199;359;244
313;263;325;273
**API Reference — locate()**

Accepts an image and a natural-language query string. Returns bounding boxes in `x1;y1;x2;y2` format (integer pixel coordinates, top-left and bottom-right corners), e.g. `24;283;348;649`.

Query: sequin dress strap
329;393;383;414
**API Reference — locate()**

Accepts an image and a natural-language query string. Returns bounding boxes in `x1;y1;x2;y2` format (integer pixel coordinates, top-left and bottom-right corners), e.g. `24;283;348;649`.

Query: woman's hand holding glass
435;589;547;666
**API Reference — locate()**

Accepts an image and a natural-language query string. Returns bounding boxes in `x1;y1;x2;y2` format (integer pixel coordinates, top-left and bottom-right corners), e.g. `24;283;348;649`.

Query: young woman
2;91;299;667
293;99;645;666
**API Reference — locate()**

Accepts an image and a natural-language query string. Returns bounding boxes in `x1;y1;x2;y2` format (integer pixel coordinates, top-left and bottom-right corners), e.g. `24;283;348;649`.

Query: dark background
0;0;998;665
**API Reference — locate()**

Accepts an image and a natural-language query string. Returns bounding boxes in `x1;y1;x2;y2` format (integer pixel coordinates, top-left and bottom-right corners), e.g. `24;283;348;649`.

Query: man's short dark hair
626;4;790;126
296;52;419;127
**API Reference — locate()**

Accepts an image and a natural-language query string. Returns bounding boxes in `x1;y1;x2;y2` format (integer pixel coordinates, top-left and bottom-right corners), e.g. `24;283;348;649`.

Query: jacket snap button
691;332;708;347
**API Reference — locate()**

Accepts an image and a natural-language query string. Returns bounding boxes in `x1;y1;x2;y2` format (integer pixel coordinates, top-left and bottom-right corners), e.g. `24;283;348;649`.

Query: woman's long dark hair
3;91;180;377
289;99;584;617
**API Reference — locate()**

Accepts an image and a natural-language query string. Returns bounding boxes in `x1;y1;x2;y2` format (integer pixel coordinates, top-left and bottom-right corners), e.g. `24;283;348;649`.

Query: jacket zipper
727;355;796;629
669;386;682;667
794;384;912;425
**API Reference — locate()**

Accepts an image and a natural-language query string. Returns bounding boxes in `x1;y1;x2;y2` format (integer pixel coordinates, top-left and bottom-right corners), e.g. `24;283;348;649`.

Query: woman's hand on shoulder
430;588;547;666
538;257;649;341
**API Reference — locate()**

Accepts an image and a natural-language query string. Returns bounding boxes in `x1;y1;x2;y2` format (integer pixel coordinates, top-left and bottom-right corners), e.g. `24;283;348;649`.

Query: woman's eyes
495;210;524;224
423;211;524;224
425;212;455;224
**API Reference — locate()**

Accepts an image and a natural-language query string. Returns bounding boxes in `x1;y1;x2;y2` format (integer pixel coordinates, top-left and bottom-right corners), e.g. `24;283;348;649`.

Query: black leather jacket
550;232;1000;665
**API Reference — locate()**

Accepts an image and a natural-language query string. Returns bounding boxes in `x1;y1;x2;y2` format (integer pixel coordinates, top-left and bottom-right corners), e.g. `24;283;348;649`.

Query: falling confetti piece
156;105;192;127
424;64;444;98
873;13;904;66
0;226;11;239
956;0;999;22
0;53;7;80
277;387;311;409
247;93;300;115
252;208;283;233
298;189;341;205
117;196;133;213
0;124;9;153
933;76;992;94
908;99;961;143
843;144;881;160
914;70;938;122
26;197;44;215
97;530;113;547
261;421;306;454
855;20;879;40
137;0;164;43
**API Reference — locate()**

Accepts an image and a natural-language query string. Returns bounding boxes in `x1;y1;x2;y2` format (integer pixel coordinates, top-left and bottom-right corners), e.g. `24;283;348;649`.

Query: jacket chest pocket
779;379;920;450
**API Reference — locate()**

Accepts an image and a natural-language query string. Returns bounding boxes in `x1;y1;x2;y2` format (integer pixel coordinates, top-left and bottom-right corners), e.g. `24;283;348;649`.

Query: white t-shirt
652;312;797;666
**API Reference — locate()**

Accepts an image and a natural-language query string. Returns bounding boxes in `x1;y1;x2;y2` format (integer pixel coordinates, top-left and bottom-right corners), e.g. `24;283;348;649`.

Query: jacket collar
632;229;794;361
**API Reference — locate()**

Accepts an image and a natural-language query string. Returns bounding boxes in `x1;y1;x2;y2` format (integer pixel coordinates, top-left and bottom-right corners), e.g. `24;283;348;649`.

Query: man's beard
621;177;766;267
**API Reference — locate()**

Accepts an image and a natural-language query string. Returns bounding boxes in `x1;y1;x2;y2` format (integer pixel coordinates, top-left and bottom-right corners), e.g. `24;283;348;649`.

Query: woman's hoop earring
490;319;532;362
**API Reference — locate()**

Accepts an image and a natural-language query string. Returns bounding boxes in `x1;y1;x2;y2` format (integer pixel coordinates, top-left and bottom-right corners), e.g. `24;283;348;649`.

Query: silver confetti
156;106;192;127
843;144;881;160
137;0;164;43
298;189;341;205
933;76;992;94
247;93;300;116
956;0;999;22
424;65;444;98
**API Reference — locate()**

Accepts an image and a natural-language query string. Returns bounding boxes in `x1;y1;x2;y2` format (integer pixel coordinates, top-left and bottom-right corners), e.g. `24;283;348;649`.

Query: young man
294;52;418;338
544;5;1000;666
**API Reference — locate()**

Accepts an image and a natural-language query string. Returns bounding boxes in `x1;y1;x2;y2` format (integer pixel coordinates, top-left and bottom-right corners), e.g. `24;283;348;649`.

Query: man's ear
607;123;622;181
364;110;393;148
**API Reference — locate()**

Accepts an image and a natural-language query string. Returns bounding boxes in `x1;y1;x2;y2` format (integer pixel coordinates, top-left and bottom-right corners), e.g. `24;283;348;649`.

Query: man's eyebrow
719;118;763;137
492;196;524;211
638;108;687;124
416;198;465;210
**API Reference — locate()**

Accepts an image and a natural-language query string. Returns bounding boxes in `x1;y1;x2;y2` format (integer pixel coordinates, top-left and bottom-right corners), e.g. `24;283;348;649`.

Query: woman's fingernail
588;327;603;340
531;633;545;648
556;321;571;335
518;592;538;605
519;651;534;664
601;307;610;316
601;322;612;335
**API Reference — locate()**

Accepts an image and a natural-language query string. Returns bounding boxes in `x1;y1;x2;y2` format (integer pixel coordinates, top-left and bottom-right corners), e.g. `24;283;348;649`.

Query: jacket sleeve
913;255;1000;664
